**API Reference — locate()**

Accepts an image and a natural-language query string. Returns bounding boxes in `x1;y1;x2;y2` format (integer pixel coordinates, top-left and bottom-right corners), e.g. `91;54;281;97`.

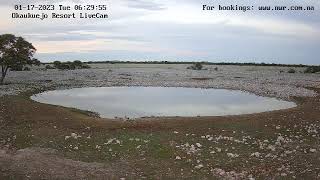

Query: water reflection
31;87;296;118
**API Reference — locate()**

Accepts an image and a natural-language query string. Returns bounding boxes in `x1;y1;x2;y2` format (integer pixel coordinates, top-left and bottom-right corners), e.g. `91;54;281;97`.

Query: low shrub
288;69;296;73
73;60;83;67
53;60;91;70
10;65;23;71
80;64;91;69
23;67;31;71
53;61;62;68
187;62;203;70
58;63;75;70
45;65;55;69
11;65;32;71
304;66;320;73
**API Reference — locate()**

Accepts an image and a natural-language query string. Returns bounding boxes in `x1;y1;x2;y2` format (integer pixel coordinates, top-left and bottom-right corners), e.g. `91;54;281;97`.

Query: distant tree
53;61;62;68
45;65;55;69
80;64;91;69
57;63;70;70
34;59;41;66
52;60;90;70
188;62;203;70
288;69;296;73
195;62;203;70
304;66;320;73
73;60;83;67
10;64;24;71
23;67;31;71
66;61;76;70
72;60;91;69
0;34;38;84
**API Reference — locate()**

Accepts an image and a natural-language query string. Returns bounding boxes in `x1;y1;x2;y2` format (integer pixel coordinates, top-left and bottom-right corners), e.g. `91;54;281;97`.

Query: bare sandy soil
0;64;320;179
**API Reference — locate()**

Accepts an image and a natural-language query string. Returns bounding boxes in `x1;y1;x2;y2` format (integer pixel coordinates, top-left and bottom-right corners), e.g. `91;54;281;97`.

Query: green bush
45;65;55;69
23;67;31;71
73;60;83;67
10;65;32;71
66;62;76;70
288;69;296;73
188;62;203;70
53;61;62;68
80;64;91;69
57;63;73;70
52;60;90;70
304;66;320;73
10;65;23;71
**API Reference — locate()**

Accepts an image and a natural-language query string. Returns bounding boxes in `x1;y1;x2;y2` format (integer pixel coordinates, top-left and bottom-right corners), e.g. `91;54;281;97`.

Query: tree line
85;60;312;67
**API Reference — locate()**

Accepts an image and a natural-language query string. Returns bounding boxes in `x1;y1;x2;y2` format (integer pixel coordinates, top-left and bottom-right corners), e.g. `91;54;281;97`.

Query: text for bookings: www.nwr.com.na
203;4;315;12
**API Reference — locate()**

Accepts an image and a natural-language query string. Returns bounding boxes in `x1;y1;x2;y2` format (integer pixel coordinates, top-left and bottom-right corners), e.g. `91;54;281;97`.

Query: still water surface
31;87;296;119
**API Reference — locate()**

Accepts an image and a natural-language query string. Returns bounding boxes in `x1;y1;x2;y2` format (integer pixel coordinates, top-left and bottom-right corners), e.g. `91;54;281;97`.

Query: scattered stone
195;164;204;169
251;152;261;158
310;149;317;153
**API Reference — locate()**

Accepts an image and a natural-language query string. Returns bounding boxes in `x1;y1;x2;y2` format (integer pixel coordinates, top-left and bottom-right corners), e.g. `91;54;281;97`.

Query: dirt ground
0;87;320;179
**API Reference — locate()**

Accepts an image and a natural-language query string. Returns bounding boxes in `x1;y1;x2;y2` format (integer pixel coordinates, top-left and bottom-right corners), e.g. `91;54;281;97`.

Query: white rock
195;164;204;169
175;156;181;160
71;133;78;139
251;152;261;158
281;173;287;176
310;148;317;153
196;143;202;148
267;145;276;151
227;153;239;158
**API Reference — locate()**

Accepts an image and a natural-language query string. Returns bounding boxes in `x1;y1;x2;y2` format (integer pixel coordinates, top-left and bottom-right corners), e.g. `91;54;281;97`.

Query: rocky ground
0;64;319;99
0;64;319;179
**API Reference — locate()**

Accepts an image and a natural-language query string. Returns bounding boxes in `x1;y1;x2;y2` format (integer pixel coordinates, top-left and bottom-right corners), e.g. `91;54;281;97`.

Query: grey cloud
0;0;83;6
126;0;166;10
20;27;149;43
25;34;96;42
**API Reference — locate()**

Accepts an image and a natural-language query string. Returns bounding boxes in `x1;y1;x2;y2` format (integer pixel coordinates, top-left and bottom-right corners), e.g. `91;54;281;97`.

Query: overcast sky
0;0;319;64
